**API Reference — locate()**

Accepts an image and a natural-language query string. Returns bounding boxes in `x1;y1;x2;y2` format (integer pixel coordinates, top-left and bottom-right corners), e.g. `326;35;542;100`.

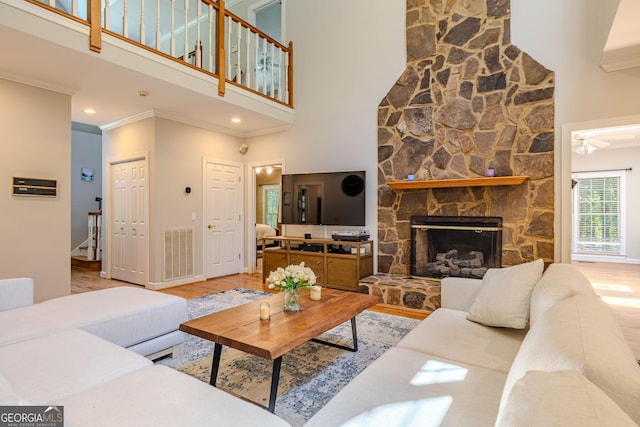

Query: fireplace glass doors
411;216;502;279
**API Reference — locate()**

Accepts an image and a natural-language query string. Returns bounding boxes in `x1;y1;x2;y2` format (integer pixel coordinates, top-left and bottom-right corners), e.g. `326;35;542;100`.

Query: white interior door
111;159;148;285
205;160;242;278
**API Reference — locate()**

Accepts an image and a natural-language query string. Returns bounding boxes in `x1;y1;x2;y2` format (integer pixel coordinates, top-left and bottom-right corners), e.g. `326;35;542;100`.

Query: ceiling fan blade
590;139;610;148
594;134;635;141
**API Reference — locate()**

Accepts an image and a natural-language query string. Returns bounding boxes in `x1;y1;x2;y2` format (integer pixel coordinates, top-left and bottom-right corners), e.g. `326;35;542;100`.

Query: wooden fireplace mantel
385;175;528;190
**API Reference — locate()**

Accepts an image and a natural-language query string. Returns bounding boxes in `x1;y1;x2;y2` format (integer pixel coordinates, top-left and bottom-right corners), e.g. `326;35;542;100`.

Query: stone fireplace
410;215;502;279
377;0;555;279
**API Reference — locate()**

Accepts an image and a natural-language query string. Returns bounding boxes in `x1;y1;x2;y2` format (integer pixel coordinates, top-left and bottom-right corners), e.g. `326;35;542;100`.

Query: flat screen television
280;171;366;226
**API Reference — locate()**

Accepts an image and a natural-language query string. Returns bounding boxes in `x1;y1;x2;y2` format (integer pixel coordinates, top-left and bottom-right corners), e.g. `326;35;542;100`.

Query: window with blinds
572;171;626;255
263;185;280;229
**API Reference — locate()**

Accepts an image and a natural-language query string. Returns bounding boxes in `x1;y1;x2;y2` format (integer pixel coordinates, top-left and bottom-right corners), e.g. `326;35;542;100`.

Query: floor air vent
163;227;194;281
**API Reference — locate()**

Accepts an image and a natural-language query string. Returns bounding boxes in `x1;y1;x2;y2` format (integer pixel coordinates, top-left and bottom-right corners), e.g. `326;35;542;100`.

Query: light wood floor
71;262;640;358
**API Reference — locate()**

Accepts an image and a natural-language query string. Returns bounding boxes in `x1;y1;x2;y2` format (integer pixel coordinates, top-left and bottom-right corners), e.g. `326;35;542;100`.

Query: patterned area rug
156;288;420;426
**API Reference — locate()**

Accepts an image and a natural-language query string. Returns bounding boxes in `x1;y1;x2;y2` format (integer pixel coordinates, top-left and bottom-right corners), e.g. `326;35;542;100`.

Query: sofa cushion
497;370;637;427
58;365;291;427
305;347;507;427
0;329;152;403
397;308;526;373
529;263;595;326
467;258;543;329
0;287;187;349
0;374;28;405
499;295;640;424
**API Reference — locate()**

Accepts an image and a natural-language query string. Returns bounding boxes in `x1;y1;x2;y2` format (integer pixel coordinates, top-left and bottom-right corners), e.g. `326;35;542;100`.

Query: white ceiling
601;0;640;71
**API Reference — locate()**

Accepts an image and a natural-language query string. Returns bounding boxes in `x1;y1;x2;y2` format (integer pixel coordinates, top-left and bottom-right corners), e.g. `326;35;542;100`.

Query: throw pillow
496;370;637;427
467;258;543;329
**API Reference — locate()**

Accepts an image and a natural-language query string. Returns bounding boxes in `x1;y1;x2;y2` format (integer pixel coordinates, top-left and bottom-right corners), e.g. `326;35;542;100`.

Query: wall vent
163;227;194;281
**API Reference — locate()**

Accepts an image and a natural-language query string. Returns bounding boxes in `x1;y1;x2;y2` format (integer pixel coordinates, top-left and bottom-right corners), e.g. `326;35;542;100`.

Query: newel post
216;0;226;96
87;0;102;52
288;41;294;107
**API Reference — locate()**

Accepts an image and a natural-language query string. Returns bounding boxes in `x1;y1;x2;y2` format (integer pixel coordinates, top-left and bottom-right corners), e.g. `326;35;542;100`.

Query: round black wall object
341;175;364;197
185;187;191;194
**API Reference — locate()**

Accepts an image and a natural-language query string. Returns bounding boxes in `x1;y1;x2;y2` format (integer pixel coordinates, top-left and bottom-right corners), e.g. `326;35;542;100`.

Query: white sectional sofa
0;278;186;359
0;278;291;427
306;262;640;426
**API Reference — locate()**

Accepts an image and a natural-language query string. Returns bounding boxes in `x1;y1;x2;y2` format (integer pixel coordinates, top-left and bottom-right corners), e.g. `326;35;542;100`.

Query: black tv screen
280;171;365;226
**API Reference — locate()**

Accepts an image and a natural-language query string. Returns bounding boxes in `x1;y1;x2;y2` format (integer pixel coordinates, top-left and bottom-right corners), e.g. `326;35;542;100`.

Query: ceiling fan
571;132;632;154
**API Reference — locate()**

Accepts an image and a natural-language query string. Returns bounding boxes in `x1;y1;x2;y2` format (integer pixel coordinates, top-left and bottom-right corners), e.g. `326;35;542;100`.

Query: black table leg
209;343;222;386
268;356;283;413
311;317;359;352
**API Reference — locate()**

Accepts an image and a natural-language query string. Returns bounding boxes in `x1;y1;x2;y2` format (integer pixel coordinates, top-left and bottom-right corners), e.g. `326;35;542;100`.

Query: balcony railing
26;0;293;107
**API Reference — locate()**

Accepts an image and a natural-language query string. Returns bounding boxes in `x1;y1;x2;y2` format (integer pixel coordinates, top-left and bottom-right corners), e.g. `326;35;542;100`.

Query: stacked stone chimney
377;0;555;275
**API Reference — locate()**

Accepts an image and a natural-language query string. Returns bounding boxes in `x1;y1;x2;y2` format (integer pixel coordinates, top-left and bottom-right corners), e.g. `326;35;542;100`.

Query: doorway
562;117;640;264
248;160;284;274
110;158;148;285
248;0;284;43
204;159;243;278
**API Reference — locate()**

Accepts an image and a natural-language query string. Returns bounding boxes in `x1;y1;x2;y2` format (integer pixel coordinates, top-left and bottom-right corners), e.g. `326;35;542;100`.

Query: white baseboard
572;254;640;264
147;274;205;290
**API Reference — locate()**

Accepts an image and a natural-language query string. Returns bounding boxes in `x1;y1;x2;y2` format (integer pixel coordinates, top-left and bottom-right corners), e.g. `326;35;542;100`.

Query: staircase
71;254;101;271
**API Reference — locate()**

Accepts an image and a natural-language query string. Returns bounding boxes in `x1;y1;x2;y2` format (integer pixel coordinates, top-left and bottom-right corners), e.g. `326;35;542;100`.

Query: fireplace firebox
411;216;503;279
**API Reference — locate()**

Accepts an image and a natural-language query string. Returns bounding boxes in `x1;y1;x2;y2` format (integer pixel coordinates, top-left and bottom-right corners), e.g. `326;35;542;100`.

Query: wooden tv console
262;236;373;292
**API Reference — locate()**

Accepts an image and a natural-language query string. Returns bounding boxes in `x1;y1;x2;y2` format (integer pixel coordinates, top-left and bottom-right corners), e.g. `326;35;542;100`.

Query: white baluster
123;0;129;38
270;42;275;98
72;0;78;17
104;0;110;31
208;5;213;72
140;0;146;45
170;0;175;57
253;31;259;91
245;27;250;88
156;0;161;50
262;37;267;94
196;0;201;67
48;0;55;7
227;16;232;81
184;0;189;63
277;49;283;101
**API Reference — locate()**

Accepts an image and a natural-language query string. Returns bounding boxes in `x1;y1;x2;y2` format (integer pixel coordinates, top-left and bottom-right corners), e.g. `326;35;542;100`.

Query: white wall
153;118;244;284
243;0;406;253
510;0;640;262
572;147;640;262
71;127;102;250
0;79;71;302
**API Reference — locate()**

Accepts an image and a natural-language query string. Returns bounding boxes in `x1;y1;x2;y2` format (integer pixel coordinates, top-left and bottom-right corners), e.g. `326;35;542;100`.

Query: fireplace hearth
411;216;502;279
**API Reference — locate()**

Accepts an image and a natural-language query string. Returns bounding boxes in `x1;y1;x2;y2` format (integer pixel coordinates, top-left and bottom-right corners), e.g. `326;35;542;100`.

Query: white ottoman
0;287;187;359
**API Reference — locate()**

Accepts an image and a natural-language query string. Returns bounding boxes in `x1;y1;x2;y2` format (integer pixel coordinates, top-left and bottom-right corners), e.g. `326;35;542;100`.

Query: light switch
191;212;197;221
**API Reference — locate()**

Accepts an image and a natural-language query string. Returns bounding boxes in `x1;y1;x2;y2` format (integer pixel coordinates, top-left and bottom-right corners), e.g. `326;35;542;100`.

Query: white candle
310;285;322;301
260;302;270;320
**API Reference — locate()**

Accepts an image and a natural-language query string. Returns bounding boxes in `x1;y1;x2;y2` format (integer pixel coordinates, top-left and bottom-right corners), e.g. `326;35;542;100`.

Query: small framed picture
81;167;94;182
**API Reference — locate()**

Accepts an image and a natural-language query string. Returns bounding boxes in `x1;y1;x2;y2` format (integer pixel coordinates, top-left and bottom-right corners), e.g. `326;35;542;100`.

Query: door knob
208;224;215;229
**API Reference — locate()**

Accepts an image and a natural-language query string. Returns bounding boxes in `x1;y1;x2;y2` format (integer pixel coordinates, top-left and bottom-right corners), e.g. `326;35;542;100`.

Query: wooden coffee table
179;288;379;412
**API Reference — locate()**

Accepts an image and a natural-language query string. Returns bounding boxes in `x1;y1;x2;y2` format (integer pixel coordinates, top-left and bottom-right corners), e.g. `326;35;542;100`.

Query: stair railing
24;0;293;107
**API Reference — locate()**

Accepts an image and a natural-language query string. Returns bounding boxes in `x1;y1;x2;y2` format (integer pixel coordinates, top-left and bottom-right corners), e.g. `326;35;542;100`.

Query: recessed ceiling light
84;108;96;114
231;118;241;123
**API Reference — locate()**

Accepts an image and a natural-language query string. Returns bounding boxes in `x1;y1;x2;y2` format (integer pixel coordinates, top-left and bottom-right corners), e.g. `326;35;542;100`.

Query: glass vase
283;287;301;312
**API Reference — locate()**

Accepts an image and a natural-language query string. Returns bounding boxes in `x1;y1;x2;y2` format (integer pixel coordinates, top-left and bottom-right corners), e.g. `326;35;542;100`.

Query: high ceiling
0;1;638;140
